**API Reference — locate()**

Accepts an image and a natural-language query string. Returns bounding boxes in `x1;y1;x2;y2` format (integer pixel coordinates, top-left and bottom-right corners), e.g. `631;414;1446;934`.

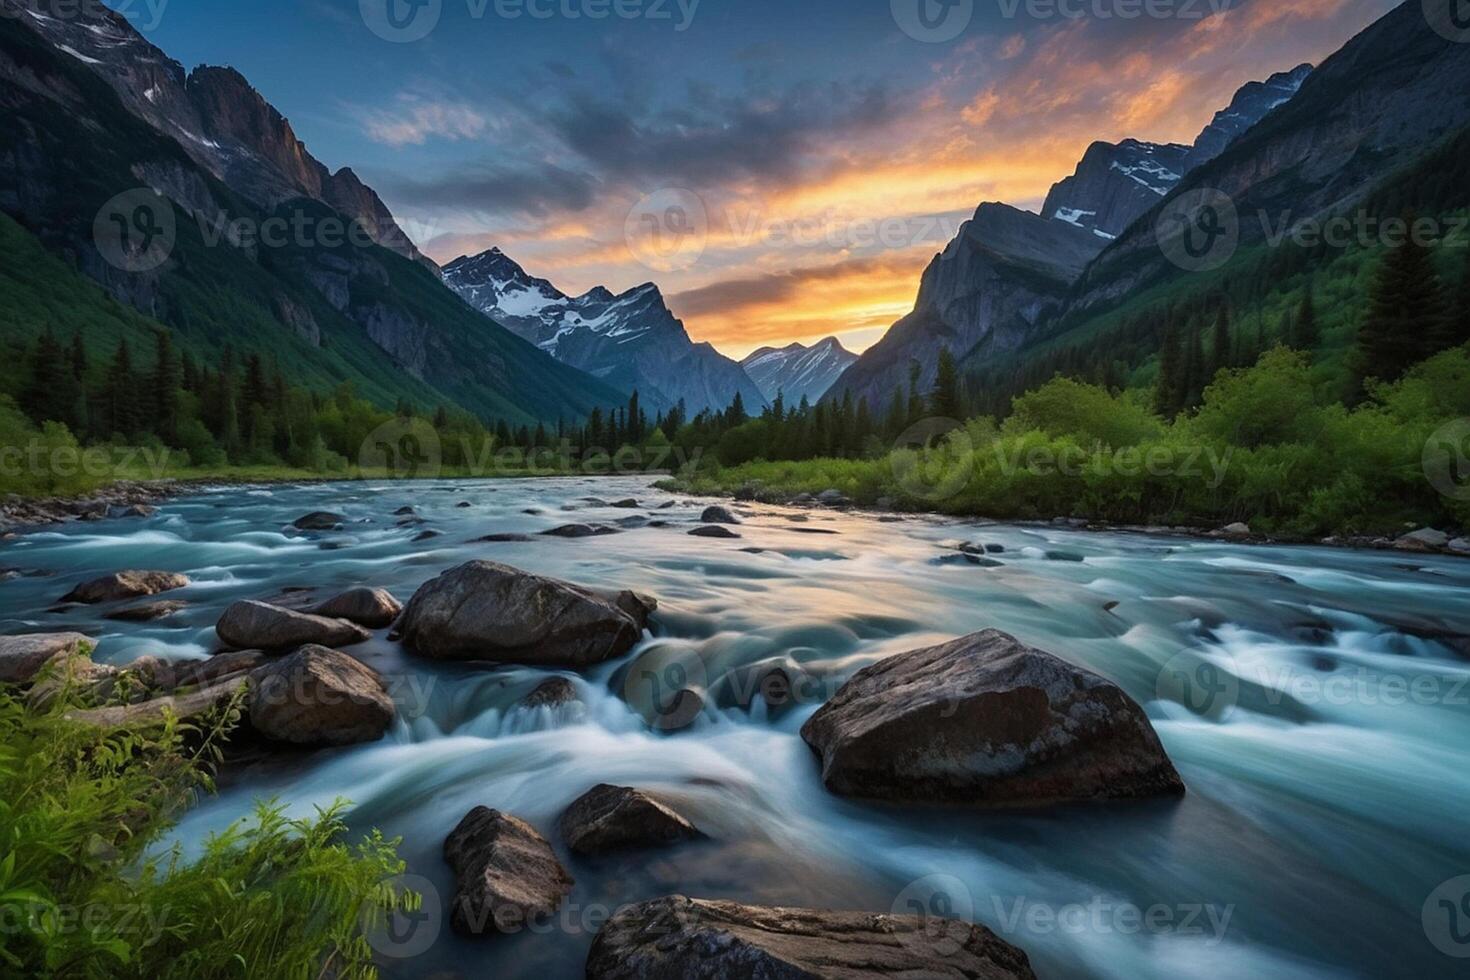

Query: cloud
359;96;488;147
385;163;602;218
547;80;906;186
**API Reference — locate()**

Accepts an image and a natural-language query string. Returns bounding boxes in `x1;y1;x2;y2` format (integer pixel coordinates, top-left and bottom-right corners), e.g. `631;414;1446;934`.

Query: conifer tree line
8;228;1468;476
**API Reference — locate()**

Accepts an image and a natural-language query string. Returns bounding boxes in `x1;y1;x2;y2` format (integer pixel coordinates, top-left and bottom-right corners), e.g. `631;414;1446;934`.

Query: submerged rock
689;525;741;539
476;533;535;543
800;630;1184;807
215;600;371;651
61;571;189;605
292;512;346;531
396;561;655;669
700;506;741;525
542;524;621;539
306;587;403;628
558;784;702;856
443;808;574;937
106;600;189;623
522;677;579;710
586;897;1036;979
248;645;395;746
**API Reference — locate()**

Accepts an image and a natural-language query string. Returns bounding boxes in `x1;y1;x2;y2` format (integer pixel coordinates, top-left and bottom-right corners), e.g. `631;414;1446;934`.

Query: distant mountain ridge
444;248;767;416
0;0;626;425
827;60;1316;410
741;337;857;405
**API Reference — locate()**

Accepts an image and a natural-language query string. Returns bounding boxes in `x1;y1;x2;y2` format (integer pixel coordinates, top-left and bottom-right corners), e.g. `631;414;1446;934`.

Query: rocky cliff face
1041;139;1190;240
5;0;432;269
1182;63;1313;173
740;337;857;405
827;204;1101;412
445;248;766;416
829;59;1320;411
1070;4;1470;315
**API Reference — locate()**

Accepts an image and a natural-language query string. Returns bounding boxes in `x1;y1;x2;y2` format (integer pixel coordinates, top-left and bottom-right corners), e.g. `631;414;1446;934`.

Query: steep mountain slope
826;204;1101;412
1068;3;1470;317
0;3;625;425
827;61;1318;411
740;337;857;405
1182;64;1313;173
7;0;430;269
444;249;766;416
1041;140;1191;240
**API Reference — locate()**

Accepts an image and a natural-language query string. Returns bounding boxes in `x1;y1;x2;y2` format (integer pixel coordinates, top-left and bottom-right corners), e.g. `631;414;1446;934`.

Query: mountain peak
741;336;859;404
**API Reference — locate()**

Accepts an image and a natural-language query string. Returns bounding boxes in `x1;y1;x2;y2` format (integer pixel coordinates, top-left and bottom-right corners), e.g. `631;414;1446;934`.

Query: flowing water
4;477;1469;978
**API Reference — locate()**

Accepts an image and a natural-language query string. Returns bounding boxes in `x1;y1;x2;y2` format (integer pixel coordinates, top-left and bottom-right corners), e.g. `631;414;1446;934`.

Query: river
3;477;1468;978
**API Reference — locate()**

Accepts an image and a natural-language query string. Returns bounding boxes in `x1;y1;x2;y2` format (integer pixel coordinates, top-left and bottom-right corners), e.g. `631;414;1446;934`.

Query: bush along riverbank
0;649;414;979
659;348;1470;558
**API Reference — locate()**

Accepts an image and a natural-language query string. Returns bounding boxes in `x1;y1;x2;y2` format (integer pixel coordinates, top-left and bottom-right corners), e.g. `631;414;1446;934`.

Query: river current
3;477;1468;978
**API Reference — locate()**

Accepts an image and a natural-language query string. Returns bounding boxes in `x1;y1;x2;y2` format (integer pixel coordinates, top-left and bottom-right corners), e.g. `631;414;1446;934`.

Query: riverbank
656;470;1470;561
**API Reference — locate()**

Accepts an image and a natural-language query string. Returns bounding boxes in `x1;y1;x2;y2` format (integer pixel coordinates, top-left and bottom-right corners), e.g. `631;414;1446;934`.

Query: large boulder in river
0;633;95;684
292;512;346;531
801;630;1184;807
396;561;655;669
586;896;1036;979
248;645;395;746
61;571;189;605
558;785;702;856
443;808;574;936
306;587;403;628
700;505;741;525
216;600;371;651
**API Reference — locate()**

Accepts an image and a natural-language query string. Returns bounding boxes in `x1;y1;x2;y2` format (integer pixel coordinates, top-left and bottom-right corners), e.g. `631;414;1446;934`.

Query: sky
113;0;1400;358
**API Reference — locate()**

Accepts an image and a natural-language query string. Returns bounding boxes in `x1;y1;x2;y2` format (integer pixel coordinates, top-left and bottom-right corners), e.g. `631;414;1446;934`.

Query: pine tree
1210;304;1231;381
151;330;181;444
22;329;74;428
1155;322;1184;417
104;339;140;438
1352;233;1449;386
244;354;269;411
1184;324;1207;410
1437;246;1470;351
69;332;87;382
932;347;962;420
1292;286;1319;351
727;391;747;427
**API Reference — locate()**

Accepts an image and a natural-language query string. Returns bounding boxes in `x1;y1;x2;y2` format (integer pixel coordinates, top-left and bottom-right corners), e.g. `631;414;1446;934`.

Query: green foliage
0;685;409;979
669;345;1470;537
